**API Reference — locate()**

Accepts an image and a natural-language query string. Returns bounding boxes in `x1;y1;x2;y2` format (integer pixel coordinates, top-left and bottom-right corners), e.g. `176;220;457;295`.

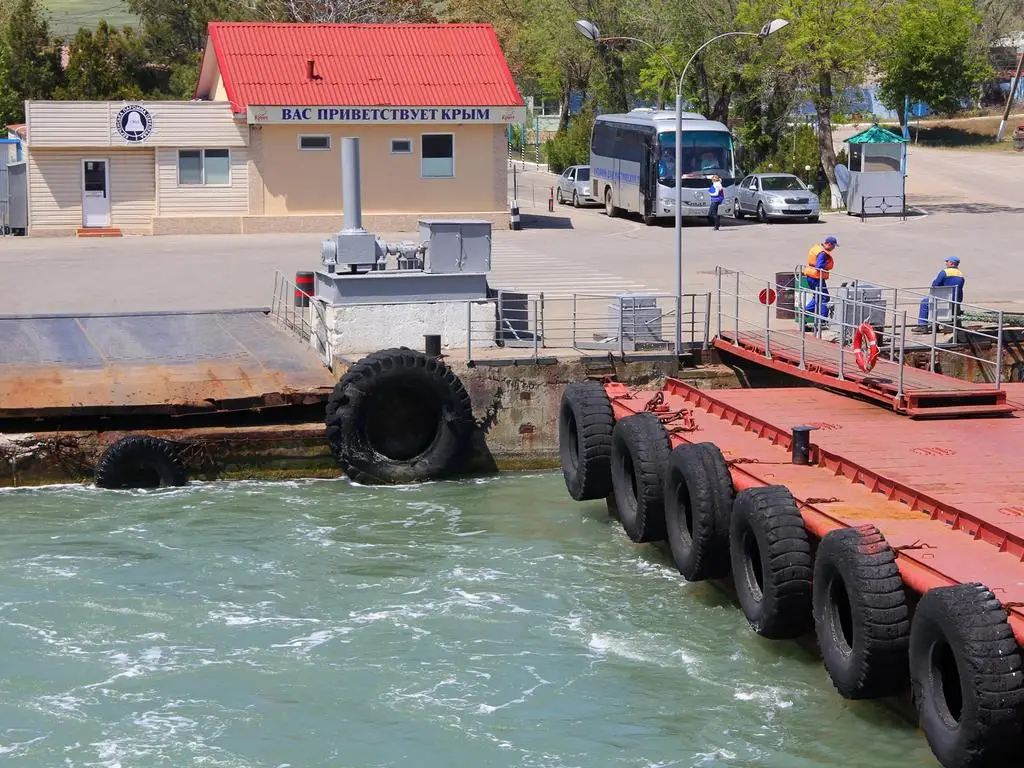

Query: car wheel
556;188;564;204
757;202;769;223
733;201;745;219
806;215;819;223
573;191;580;208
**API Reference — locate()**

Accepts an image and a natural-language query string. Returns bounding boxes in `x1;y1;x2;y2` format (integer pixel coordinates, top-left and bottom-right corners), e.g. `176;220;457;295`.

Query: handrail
270;270;333;371
714;265;1004;390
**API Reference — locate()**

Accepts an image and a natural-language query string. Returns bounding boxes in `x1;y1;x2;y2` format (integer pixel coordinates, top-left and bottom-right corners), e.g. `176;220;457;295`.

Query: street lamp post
576;18;789;356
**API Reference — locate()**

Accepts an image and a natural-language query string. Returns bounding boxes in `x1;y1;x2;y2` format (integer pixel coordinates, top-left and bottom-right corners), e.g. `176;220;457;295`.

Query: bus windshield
657;130;733;185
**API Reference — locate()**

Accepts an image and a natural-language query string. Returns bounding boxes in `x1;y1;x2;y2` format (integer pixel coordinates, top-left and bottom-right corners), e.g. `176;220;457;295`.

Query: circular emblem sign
115;104;153;143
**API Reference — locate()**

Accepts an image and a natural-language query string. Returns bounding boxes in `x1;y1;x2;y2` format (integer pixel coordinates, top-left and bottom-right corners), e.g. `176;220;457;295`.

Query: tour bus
589;108;739;224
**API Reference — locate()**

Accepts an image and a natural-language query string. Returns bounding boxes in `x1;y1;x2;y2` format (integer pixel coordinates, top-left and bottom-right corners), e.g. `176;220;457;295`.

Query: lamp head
574;19;601;41
758;18;789;38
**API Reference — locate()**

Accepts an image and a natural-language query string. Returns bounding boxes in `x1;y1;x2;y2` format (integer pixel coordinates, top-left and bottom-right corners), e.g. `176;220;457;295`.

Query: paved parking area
0;145;1022;315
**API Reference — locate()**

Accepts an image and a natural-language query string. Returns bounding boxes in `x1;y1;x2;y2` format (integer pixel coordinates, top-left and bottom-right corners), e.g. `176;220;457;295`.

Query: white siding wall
156;147;249;215
28;151;80;228
26;101;247;148
28;149;155;230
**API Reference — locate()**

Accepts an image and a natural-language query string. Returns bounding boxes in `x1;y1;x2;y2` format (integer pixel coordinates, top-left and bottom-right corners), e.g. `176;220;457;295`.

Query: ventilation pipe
306;59;315;80
341;136;364;233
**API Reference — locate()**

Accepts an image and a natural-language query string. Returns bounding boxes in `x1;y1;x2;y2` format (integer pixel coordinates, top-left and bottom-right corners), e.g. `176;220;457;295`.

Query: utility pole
996;51;1024;142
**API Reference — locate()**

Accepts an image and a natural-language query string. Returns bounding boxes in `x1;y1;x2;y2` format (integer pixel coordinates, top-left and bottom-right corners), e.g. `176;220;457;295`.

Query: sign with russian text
246;105;526;125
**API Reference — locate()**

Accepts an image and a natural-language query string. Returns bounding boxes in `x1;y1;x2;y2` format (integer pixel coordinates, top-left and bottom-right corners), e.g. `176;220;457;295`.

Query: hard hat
824;236;838;246
946;256;960;264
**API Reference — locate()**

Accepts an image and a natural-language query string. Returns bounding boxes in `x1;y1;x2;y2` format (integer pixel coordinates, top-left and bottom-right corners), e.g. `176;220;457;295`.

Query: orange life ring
853;322;880;372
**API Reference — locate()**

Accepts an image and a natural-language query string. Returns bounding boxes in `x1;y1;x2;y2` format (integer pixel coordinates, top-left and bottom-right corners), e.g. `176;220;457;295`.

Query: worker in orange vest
803;236;838;318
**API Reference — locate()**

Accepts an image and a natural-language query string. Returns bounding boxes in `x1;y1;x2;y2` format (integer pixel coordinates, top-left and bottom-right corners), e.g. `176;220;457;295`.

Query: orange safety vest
803;244;834;280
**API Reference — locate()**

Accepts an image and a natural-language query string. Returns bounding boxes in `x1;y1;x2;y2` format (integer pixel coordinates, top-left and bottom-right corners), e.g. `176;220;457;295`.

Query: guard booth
844;123;909;218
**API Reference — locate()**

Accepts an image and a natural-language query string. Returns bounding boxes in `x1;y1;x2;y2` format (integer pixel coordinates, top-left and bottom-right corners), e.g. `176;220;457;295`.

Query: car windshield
760;175;806;192
576;168;590;181
657;130;733;186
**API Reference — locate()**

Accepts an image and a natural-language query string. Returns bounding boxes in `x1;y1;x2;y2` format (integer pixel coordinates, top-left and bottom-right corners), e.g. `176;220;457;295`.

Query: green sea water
0;472;940;767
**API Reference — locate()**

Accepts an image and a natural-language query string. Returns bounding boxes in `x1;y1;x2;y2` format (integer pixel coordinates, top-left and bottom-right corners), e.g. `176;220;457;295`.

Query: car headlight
582;186;590;195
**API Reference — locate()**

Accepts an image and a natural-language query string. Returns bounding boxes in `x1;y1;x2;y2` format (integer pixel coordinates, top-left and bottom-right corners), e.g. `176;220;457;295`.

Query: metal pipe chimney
341;136;364;233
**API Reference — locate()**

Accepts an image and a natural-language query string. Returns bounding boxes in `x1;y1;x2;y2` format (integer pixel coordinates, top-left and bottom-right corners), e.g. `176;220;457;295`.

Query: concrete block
322;299;496;356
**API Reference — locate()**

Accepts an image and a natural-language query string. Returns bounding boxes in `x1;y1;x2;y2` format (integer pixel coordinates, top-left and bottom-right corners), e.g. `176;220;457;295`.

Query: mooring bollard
294;271;314;307
510;200;521;230
424;334;441;358
548;187;554;212
791;425;817;465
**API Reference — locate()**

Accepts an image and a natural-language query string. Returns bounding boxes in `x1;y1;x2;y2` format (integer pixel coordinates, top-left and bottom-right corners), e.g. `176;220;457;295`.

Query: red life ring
853;322;880;372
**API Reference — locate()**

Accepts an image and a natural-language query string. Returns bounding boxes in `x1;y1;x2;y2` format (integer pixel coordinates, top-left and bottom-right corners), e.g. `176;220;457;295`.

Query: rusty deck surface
0;310;336;417
608;379;1024;644
715;329;1011;417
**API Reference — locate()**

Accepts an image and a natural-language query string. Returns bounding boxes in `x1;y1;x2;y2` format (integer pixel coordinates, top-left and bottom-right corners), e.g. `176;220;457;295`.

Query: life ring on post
853;322;880;372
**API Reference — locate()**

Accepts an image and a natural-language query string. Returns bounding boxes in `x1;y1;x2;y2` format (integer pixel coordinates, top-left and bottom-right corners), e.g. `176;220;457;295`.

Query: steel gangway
712;266;1015;418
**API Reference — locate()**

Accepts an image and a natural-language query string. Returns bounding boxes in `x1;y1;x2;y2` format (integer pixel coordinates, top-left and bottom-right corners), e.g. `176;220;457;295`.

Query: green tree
55;21;147;101
4;0;62;107
0;40;21;125
877;0;993;119
739;0;889;207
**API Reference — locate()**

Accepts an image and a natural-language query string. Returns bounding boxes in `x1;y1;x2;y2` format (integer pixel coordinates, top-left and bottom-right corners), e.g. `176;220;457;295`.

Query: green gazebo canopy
845;123;909;144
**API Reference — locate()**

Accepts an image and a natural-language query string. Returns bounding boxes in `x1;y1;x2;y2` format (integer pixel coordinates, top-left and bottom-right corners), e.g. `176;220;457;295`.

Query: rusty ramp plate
0;310;336;417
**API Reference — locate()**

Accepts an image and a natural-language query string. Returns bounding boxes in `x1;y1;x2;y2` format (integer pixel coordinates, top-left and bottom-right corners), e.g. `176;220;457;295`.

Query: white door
82;159;110;228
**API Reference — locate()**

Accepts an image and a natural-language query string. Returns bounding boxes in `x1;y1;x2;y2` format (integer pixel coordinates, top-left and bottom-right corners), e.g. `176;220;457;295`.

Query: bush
545;108;595;174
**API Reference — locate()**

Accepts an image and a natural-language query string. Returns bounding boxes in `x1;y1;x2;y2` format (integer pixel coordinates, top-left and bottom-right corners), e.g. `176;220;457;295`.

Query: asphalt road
0;144;1022;315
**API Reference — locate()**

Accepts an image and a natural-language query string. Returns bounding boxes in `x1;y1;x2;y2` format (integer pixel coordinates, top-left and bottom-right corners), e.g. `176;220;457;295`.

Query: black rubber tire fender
664;442;735;581
324;347;474;484
729;485;813;639
558;380;614;501
910;583;1024;768
812;524;911;699
610;412;672;543
94;435;187;489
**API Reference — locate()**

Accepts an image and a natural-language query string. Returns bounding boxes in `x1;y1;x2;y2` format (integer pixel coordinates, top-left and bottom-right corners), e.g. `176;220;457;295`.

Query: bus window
658;130;733;177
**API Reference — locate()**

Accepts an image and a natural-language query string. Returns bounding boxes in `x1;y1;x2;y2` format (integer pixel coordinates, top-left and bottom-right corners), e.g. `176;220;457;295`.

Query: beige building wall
257;123;508;216
28;148;155;235
156;147;249;215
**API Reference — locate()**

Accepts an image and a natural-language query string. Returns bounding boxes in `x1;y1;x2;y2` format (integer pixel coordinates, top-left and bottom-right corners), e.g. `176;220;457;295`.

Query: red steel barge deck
560;373;1024;768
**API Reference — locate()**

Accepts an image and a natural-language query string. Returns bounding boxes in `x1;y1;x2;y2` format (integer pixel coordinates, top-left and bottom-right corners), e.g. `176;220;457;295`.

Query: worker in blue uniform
917;257;965;329
803;236;838;318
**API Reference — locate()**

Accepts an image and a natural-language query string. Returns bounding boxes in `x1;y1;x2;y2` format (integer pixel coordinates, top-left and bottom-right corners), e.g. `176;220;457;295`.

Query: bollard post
294;271;314;308
424;334;441;358
548;187;554;212
791;426;817;465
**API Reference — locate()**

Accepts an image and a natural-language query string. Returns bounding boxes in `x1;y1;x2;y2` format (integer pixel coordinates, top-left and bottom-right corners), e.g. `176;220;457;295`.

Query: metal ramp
713;267;1013;418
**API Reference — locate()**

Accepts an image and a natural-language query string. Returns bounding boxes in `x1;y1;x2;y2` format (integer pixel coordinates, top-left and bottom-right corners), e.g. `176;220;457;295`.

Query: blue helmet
824;236;838;246
946;256;960;265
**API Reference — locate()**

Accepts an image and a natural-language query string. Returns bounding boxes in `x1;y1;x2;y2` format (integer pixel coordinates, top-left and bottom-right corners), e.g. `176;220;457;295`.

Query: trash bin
775;271;796;320
1014;125;1024;152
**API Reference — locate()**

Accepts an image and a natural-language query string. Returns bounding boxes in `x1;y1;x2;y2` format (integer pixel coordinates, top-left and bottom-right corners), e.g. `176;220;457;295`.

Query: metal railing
270;271;333;371
465;291;712;363
714;265;1008;395
858;195;908;221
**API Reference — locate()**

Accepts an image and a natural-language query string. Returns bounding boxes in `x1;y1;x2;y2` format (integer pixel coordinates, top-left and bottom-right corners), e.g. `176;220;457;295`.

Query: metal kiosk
843;123;909;219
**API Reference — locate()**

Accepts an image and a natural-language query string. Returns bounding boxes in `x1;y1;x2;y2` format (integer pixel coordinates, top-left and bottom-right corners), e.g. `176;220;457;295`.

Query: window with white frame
421;134;454;177
391;138;412;154
299;135;331;151
178;149;231;185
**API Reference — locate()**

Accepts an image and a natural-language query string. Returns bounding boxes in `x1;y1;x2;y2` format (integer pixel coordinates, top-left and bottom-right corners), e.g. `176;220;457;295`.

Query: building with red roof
21;22;524;236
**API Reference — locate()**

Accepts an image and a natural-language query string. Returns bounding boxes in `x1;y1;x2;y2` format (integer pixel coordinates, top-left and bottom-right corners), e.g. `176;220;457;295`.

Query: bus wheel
605;189;618;218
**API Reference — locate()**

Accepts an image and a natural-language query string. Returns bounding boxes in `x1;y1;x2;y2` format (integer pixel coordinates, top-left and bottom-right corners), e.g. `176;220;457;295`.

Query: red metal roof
206;22;524;113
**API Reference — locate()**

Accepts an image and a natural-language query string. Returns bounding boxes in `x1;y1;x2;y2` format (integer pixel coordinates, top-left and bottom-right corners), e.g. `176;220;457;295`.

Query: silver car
732;173;820;223
555;165;592;207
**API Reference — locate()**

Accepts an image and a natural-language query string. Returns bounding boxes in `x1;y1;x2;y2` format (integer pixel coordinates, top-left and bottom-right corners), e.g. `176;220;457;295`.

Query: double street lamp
575;18;789;355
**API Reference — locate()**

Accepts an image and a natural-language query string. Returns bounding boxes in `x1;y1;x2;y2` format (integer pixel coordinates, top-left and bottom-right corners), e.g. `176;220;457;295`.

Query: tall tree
0;40;21;125
877;0;993;118
126;0;245;63
739;0;889;207
55;21;147;101
261;0;438;23
4;0;62;106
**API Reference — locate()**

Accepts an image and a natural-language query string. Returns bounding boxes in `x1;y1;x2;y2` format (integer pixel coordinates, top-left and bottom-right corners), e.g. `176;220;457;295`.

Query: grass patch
904;116;1020;151
43;0;137;36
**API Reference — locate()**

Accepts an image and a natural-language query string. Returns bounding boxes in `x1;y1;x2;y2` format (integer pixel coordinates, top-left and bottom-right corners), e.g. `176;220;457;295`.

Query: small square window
391;139;412;154
204;149;230;185
300;135;331;151
421;134;454;178
178;150;202;185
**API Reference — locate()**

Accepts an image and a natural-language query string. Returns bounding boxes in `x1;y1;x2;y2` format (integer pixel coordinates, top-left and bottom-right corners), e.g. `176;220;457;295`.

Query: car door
738;176;754;212
558;168;572;197
749;177;762;209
